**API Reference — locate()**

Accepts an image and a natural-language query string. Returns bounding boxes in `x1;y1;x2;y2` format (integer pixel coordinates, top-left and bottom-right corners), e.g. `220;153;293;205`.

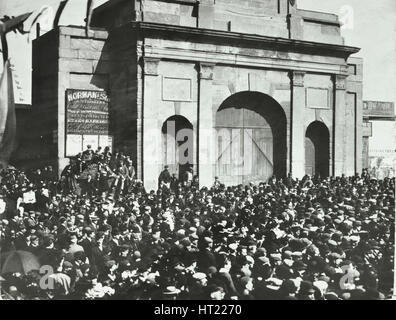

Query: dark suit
197;249;217;272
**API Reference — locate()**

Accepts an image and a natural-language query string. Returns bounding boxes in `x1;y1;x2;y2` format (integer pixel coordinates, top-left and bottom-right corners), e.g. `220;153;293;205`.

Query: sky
299;0;396;105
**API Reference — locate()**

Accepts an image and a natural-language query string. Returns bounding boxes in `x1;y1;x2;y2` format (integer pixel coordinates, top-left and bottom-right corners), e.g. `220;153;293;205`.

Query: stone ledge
298;9;340;26
131;21;360;59
59;26;108;40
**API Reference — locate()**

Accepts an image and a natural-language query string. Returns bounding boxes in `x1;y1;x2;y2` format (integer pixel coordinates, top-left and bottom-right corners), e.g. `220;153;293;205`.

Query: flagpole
1;33;8;64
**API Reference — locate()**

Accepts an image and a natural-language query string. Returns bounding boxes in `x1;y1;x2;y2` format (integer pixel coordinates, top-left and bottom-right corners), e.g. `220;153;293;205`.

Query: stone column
136;42;144;181
198;62;215;188
334;75;347;176
345;91;357;177
290;71;306;179
142;57;161;191
355;92;364;175
57;34;72;176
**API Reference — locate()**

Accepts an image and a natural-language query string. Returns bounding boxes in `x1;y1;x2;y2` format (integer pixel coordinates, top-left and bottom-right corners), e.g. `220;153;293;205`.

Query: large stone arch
214;91;287;185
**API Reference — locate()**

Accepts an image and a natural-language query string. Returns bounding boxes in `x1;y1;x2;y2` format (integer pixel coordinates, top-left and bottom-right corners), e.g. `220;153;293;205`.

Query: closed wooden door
215;106;274;185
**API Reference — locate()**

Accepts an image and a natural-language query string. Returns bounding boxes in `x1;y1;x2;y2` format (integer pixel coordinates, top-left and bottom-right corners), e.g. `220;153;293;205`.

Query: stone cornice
131;21;360;59
140;0;198;4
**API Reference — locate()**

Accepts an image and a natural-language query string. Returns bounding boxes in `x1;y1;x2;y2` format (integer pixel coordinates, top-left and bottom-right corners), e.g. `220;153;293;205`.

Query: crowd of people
0;145;395;300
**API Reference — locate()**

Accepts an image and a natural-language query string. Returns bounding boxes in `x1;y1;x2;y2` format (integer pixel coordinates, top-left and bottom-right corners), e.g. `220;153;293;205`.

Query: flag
85;0;95;37
0;12;32;34
0;60;16;169
0;12;32;63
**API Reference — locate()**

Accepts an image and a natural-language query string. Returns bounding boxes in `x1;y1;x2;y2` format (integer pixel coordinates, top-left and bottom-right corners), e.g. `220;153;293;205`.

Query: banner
66;89;110;135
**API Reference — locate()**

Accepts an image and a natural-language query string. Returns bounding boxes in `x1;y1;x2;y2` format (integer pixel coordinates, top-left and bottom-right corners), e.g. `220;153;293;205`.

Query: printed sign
363;101;395;118
66;89;110;135
65;89;112;157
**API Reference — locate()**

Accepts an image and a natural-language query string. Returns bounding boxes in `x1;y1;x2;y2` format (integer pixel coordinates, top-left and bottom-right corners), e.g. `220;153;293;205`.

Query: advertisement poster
65;89;112;156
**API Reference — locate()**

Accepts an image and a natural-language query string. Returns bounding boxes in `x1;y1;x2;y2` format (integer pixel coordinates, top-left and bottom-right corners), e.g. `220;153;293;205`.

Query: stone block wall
56;27;110;173
298;10;343;45
91;0;344;45
31;27;111;174
143;0;197;27
142;58;199;190
210;0;288;37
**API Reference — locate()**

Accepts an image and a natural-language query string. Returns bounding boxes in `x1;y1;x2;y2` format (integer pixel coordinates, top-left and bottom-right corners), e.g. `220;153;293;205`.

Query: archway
162;115;194;180
215;91;287;185
305;121;330;178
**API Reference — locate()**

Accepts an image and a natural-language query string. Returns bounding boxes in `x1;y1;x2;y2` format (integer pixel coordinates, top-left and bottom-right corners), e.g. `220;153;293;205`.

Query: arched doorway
215;91;287;185
162;116;194;180
305;121;330;178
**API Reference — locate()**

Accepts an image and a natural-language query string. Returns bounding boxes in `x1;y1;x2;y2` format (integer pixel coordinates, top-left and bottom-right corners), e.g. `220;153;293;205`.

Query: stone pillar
355;92;364;175
290;71;306;179
345;92;357;176
334;75;347;176
198;62;215;188
136;42;144;181
57;34;72;176
142;57;162;191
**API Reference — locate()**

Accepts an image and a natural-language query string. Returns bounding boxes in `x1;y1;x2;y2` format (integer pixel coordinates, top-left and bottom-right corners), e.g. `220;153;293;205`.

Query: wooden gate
215;106;274;185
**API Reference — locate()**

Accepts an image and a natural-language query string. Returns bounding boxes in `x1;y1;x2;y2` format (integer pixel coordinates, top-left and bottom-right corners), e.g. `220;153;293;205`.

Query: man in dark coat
158;166;172;189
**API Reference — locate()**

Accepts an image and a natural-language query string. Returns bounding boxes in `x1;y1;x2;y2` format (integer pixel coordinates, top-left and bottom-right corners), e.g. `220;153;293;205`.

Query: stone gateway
29;0;363;191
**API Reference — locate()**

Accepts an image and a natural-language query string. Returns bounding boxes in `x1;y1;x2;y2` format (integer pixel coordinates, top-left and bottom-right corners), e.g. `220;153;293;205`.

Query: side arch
305;121;330;178
162;115;194;179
